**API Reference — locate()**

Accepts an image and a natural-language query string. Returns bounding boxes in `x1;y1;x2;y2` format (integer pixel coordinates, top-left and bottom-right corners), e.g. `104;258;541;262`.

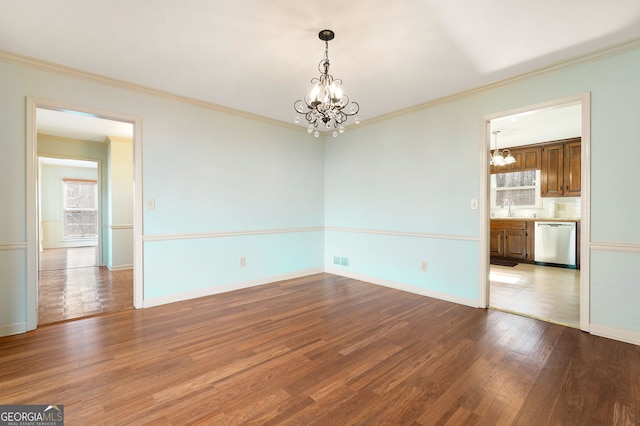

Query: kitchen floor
489;263;580;328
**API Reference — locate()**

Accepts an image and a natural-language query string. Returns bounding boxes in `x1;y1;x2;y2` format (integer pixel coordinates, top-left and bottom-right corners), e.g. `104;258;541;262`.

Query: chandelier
489;130;516;167
294;29;360;138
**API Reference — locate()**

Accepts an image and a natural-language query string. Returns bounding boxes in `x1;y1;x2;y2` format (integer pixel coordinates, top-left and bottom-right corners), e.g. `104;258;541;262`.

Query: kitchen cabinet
509;146;541;172
490;220;534;262
563;141;581;196
540;138;581;197
490;146;541;174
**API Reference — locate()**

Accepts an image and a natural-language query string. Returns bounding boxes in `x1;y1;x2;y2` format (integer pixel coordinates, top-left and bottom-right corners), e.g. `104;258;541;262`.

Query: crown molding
363;37;640;126
0;49;300;131
2;37;640;132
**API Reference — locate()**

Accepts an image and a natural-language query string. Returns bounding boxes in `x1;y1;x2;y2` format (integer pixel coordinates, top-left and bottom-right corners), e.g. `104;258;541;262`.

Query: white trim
110;224;133;230
480;93;591;332
350;39;640;127
579;93;592;332
326;268;481;308
27;97;144;330
590;324;640;346
325;227;479;242
142;268;323;308
143;227;324;243
590;241;640;253
133;115;143;309
109;264;133;271
3;39;639;130
0;322;27;336
0;50;298;131
0;242;27;251
26;98;38;331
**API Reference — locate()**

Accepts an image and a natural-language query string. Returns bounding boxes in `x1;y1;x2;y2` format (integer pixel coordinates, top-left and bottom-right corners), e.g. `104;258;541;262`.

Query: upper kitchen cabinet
540;137;581;197
490;146;541;174
511;146;541;172
563;140;581;197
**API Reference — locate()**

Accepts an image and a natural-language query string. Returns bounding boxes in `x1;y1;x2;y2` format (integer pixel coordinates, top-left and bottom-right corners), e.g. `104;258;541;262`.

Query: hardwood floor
2;273;638;425
490;263;580;328
38;247;133;324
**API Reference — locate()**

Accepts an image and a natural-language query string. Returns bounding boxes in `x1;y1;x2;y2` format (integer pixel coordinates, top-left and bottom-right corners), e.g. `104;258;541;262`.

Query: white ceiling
2;1;640;136
37;108;134;142
490;103;582;148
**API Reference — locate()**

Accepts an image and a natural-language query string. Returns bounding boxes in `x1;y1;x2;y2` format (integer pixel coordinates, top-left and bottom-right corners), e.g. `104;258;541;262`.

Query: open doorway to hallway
36;108;135;324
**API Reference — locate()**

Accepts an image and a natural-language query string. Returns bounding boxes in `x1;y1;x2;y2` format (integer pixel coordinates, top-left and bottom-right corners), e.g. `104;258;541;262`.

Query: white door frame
478;93;591;332
26;97;144;331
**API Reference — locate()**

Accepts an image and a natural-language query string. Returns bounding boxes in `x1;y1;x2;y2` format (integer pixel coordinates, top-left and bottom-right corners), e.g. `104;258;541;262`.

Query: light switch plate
146;198;155;210
470;199;478;210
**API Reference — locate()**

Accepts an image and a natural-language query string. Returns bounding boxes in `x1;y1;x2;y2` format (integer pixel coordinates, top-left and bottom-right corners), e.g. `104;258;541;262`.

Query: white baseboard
589;324;640;346
0;322;27;337
108;264;133;271
143;268;324;308
325;267;481;308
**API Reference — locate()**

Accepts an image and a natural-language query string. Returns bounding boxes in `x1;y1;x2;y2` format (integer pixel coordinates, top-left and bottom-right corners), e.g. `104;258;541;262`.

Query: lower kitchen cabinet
490;220;534;262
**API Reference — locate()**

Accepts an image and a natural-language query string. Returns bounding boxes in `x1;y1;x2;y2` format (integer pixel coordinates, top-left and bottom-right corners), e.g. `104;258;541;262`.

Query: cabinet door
521;147;541;171
490;229;503;257
541;144;564;197
564;141;581;196
504;229;528;260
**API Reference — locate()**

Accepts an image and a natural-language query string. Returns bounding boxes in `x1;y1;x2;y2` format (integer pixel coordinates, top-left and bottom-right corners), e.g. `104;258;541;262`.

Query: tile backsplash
490;197;581;219
545;197;581;218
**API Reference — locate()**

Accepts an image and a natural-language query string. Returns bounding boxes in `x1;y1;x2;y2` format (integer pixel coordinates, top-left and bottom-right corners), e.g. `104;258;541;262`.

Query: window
63;178;98;239
492;170;540;208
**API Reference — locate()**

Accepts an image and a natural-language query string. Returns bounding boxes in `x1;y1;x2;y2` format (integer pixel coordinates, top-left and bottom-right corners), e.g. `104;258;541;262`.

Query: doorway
26;98;143;331
481;94;591;332
37;155;133;324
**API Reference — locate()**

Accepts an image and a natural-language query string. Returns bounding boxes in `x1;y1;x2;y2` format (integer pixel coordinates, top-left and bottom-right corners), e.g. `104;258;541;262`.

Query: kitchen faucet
503;198;514;217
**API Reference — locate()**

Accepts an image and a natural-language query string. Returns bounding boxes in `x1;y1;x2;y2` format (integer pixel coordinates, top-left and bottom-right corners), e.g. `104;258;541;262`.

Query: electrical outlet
421;261;428;272
239;256;246;267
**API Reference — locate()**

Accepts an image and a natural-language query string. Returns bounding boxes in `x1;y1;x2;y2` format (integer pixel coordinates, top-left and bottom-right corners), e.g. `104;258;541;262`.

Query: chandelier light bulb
339;125;345;134
294;116;300;124
314;130;320;138
307;125;314;134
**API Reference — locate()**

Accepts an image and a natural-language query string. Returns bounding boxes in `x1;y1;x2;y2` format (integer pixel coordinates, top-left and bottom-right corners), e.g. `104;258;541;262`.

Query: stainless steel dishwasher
534;221;577;268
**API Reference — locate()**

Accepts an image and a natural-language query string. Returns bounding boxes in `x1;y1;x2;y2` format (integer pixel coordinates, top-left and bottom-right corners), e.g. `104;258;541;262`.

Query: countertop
491;217;580;222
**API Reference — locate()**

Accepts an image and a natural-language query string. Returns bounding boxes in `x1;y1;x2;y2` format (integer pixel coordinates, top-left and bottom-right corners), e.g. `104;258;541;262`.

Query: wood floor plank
1;272;639;424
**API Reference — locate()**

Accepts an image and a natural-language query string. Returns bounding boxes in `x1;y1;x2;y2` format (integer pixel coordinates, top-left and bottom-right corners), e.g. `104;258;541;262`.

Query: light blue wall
144;231;324;300
1;44;639;340
0;59;324;333
324;45;640;336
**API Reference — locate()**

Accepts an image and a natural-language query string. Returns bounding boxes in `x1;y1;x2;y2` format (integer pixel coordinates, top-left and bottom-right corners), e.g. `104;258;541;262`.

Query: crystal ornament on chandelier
294;30;360;138
489;130;516;167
